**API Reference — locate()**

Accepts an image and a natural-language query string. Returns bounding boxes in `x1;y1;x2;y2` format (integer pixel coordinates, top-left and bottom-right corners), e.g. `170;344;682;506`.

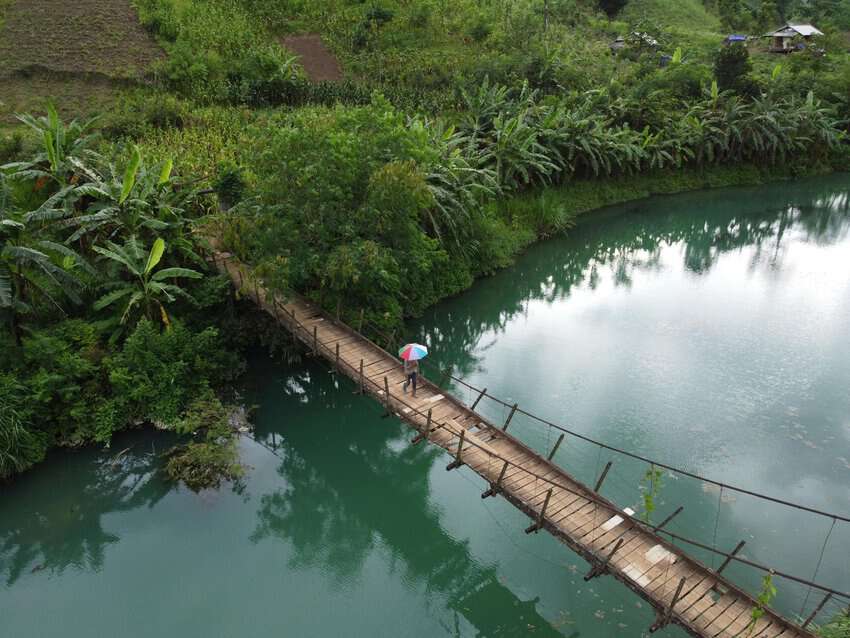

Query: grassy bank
507;162;836;234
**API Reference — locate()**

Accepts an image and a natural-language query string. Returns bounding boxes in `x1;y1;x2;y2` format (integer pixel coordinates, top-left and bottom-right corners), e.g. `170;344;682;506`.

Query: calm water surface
2;175;849;637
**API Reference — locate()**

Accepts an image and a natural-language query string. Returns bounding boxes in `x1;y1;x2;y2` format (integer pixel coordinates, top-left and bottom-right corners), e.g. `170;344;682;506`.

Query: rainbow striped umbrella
398;343;428;361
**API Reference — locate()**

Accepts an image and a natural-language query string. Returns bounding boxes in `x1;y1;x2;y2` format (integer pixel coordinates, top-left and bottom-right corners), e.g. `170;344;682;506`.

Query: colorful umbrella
398;343;428;361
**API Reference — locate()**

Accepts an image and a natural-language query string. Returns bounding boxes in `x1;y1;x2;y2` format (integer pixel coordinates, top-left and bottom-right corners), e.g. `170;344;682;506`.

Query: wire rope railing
214;251;850;632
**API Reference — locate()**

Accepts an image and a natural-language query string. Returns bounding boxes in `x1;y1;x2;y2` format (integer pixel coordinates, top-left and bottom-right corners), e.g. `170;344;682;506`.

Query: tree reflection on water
0;434;173;586
249;365;567;637
410;181;850;381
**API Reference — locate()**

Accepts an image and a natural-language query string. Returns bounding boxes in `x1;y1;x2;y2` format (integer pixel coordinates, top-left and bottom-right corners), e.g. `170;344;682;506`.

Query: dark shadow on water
246;358;568;637
0;430;176;586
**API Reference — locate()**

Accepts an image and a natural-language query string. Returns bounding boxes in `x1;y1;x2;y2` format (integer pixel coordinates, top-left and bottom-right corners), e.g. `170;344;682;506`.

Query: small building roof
766;24;824;38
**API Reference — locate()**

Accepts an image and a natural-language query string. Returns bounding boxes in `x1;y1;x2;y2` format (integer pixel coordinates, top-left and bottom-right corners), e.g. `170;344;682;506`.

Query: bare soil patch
281;34;343;82
0;0;161;121
0;0;162;77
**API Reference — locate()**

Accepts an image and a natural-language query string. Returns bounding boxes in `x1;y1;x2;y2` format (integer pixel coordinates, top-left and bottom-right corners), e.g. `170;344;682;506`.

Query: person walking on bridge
399;343;428;398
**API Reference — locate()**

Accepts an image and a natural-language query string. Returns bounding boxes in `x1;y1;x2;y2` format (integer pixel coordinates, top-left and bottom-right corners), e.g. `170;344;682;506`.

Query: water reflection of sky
411;175;850;617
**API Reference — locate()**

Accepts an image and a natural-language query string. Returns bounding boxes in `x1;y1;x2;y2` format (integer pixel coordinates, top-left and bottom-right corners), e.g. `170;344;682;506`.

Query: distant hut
764;24;823;53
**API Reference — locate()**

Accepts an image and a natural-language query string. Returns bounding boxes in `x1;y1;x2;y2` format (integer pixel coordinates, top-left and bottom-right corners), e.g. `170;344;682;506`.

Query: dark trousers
404;372;418;393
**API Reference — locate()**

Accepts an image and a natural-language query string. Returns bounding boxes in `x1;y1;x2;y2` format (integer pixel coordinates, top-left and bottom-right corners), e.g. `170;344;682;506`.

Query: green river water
2;175;849;637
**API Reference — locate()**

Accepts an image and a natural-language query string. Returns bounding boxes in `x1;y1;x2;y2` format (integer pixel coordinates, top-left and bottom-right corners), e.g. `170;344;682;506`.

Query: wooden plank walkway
213;250;815;638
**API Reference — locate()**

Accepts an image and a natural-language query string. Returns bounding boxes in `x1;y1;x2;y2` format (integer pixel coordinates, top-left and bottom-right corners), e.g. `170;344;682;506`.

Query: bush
469;20;492;43
714;43;757;96
101;92;190;139
164;391;243;491
107;319;243;428
0;377;48;479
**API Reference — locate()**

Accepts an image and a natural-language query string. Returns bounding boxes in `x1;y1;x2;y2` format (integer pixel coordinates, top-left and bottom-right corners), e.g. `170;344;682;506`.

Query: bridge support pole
584;538;624;580
312;326;318;356
381;376;391;416
502;403;518;432
237;269;243;291
652;506;684;533
358;308;365;334
355;359;364;394
649;577;686;633
482;461;509;499
594;461;613;492
802;592;832;629
334;343;340;373
525;489;553;534
547;434;565;461
412;409;432;445
716;540;746;575
470;387;487;411
446;430;466;471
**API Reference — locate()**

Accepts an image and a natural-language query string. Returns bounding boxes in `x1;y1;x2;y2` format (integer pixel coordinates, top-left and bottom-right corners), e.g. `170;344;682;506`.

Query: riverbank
399;162;842;309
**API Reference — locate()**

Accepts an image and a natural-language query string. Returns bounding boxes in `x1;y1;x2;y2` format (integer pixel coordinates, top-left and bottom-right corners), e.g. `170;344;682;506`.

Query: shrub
714;43;756;96
165;391;243;491
469;20;492;43
107;319;242;428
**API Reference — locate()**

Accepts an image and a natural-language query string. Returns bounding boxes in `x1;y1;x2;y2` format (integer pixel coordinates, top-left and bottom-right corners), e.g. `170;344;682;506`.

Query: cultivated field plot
0;0;161;120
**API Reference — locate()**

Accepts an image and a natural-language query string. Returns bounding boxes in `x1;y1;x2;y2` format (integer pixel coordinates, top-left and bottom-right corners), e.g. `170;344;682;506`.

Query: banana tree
93;236;202;329
1;104;97;187
1;204;88;345
68;147;190;244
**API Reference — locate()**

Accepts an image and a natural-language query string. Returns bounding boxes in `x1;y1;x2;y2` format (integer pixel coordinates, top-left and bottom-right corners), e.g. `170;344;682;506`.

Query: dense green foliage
2;0;849;483
217;76;843;334
0;108;244;482
817;611;850;638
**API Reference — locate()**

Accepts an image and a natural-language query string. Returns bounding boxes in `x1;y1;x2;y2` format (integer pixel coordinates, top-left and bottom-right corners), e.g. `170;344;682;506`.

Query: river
2;175;849;637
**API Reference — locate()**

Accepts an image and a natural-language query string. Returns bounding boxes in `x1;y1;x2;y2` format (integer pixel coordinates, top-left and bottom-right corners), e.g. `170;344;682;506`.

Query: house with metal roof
765;24;824;52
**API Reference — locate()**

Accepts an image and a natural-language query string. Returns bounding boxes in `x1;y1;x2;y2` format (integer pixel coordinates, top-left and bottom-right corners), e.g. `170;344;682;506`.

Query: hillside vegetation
0;0;849;484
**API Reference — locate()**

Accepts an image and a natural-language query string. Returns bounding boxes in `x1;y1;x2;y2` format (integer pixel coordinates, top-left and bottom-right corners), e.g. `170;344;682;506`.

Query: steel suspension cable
219;256;850;603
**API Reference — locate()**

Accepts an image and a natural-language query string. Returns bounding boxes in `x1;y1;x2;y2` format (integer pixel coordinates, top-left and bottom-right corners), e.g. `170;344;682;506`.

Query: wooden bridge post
237;269;243;291
652;506;684;533
716;540;746;575
446;430;466;471
335;299;341;322
412;409;432;445
649;577;687;633
547;433;565;461
358;308;365;334
356;359;364;394
502;403;518;431
383;376;391;415
334;343;340;373
272;297;281;322
525;488;553;534
584;538;625;580
802;592;832;629
482;461;509;499
313;326;318;355
470;387;487;411
594;461;613;492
